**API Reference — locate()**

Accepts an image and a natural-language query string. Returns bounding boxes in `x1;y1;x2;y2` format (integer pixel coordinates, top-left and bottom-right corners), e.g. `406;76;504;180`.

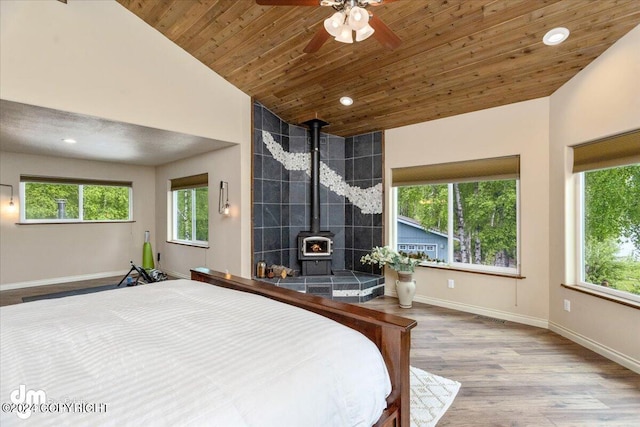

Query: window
20;176;131;222
170;174;208;246
574;130;640;301
393;156;520;274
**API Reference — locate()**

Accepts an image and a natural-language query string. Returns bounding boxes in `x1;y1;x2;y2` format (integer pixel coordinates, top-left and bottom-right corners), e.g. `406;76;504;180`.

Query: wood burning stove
297;118;334;276
297;231;334;276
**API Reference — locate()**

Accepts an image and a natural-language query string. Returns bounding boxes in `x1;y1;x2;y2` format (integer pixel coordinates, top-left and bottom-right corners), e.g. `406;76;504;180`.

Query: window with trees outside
574;130;640;302
393;156;520;275
170;173;208;246
20;177;131;222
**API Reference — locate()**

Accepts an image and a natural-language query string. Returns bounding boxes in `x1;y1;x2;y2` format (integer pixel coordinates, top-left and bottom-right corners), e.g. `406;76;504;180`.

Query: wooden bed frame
191;268;417;427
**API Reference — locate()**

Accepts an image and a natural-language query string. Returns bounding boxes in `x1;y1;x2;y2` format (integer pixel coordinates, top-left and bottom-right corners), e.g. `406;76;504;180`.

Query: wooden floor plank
363;297;640;426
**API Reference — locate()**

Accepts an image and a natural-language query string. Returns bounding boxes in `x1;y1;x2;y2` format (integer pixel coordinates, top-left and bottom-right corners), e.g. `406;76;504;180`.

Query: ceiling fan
256;0;401;53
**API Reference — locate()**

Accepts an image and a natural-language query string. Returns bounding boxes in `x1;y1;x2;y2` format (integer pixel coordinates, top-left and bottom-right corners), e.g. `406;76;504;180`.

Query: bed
0;268;415;426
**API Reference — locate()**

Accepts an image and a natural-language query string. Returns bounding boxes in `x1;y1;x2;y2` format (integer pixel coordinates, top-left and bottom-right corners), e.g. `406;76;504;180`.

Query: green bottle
142;230;154;270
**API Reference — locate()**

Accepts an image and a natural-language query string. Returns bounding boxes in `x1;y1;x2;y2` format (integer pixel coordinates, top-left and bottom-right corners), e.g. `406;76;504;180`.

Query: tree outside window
397;179;518;272
173;187;208;244
22;180;131;222
582;164;640;296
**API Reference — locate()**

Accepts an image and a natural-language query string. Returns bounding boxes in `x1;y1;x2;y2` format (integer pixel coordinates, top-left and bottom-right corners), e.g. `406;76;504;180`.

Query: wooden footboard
191;268;416;427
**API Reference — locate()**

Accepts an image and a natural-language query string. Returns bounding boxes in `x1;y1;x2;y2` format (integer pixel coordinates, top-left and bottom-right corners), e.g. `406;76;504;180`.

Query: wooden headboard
191;268;416;427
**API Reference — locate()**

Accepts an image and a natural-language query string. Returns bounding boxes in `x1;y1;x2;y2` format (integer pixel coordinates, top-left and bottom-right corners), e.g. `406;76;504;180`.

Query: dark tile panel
289;204;307;227
353;156;373;180
289;181;307;204
262;108;281;135
253;104;263;133
262;153;283;181
345;137;354;159
345;158;354;181
332;282;361;290
253;129;263;155
345;204;353;227
263;227;282;251
353;208;373;227
253;204;263;228
373;154;382;178
253;228;263;254
262;180;282;204
263;204;281;227
253;154;263;181
353;133;373;157
373;132;382;155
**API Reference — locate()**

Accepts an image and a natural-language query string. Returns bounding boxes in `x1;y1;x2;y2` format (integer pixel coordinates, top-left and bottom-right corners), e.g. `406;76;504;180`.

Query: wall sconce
218;181;230;216
0;184;15;210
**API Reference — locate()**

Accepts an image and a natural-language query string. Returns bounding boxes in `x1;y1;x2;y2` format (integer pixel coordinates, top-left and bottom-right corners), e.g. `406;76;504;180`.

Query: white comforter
0;279;391;426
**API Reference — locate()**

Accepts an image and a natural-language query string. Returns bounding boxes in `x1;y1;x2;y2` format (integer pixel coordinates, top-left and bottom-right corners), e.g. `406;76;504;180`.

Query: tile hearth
257;270;385;303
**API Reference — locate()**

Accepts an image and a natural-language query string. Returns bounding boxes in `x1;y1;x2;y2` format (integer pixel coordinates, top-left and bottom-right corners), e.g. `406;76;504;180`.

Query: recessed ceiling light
62;138;77;144
543;27;570;46
340;96;354;106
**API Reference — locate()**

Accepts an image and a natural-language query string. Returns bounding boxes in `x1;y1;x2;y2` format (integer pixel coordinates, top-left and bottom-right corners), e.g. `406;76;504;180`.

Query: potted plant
361;246;420;308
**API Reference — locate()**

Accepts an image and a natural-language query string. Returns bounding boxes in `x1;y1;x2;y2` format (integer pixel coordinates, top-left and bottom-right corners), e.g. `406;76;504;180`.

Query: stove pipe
302;118;328;233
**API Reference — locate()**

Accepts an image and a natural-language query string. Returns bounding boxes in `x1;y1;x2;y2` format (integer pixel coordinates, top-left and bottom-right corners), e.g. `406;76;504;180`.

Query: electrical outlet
563;299;571;312
448;279;455;289
157;252;161;262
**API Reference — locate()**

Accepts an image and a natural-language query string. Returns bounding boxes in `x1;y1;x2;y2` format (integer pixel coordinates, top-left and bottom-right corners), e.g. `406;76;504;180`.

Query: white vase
395;271;416;308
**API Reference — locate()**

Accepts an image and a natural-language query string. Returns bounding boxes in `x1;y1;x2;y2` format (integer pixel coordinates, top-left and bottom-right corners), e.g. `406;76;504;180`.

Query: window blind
21;176;132;187
572;129;640;173
391;155;520;187
170;173;208;191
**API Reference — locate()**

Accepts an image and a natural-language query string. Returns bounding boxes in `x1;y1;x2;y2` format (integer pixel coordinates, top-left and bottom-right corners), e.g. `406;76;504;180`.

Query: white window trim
575;173;640;304
20;182;132;223
171;188;208;246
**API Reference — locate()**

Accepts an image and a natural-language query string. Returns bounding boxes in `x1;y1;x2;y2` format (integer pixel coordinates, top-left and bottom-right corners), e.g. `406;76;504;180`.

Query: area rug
410;366;461;427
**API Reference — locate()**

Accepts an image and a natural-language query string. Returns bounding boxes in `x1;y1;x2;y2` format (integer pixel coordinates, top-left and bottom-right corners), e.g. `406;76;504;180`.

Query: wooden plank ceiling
117;0;640;137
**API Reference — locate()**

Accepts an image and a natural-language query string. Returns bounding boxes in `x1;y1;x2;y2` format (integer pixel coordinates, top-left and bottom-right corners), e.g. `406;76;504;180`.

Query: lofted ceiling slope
117;0;640;136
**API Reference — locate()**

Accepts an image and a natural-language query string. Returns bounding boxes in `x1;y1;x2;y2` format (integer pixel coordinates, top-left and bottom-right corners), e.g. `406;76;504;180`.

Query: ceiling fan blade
369;14;401;50
57;0;67;3
303;27;331;53
256;0;320;5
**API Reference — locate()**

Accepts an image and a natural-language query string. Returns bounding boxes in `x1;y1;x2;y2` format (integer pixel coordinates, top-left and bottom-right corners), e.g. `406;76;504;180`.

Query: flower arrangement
360;246;420;273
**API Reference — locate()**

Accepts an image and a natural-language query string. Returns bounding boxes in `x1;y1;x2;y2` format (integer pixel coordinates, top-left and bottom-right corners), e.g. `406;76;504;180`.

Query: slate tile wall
253;102;382;275
344;132;384;274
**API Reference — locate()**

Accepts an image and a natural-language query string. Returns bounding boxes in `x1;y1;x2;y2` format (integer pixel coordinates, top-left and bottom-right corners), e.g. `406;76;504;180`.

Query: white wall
154;145;246;278
385;98;550;327
0;152;155;288
0;0;254;281
385;23;640;372
0;0;249;145
548;24;640;371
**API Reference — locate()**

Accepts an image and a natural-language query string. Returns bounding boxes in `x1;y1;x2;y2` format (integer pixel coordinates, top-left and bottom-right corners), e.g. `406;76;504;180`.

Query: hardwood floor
365;297;640;426
0;274;162;306
2;279;638;425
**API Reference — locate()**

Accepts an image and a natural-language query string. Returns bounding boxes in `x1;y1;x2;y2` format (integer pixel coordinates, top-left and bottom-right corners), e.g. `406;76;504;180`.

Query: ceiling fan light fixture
348;6;369;31
355;24;375;41
324;12;344;37
335;25;353;43
543;27;570;45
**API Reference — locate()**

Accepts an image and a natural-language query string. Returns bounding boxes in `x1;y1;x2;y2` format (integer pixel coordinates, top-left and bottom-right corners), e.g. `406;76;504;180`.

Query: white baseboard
1;270;130;291
385;290;549;329
548;321;640;374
